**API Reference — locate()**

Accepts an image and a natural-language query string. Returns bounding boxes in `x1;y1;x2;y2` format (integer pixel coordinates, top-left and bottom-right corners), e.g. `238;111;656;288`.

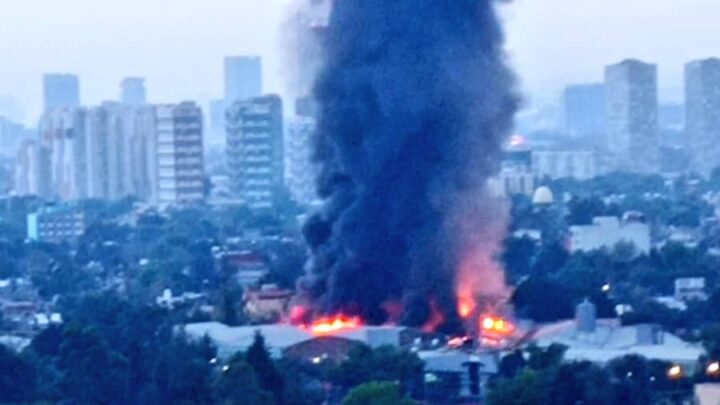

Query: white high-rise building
156;102;205;205
605;59;659;173
226;95;284;210
132;106;158;202
685;58;720;176
85;106;110;199
224;57;262;105
38;107;88;200
14;140;43;197
18;103;201;205
120;77;147;106
286;116;317;205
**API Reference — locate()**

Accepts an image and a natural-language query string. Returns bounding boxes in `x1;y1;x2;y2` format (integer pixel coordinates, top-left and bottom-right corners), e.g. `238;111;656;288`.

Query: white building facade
569;216;651;254
605;60;659;173
226;95;285;210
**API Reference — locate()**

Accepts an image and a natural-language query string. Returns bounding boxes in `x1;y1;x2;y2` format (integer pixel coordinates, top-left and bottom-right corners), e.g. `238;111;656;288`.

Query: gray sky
0;0;719;125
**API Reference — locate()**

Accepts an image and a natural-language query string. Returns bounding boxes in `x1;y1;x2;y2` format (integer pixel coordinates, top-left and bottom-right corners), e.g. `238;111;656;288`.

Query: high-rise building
226;95;284;210
43;74;80;112
563;83;606;138
14;140;42;197
685;58;720;175
132;106;159;202
17;101;199;205
208;99;227;146
156;102;205;205
38;107;88;200
605;60;659;173
84;106;110;199
286;116;317;205
224;56;262;105
120;77;147;106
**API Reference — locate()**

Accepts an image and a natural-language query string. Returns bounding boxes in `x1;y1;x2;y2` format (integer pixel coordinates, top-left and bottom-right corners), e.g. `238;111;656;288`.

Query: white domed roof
533;186;555;205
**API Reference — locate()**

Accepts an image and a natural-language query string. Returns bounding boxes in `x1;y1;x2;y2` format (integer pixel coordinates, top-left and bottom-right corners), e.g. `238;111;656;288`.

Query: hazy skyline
0;0;719;125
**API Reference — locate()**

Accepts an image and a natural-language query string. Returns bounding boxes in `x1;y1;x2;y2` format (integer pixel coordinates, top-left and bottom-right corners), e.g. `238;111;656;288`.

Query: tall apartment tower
43;74;80;112
224;56;262;104
120;77;147;106
564;83;606;138
155;102;205;205
14;140;43;197
38;107;88;200
685;58;720;176
226;95;284;210
605;60;659;173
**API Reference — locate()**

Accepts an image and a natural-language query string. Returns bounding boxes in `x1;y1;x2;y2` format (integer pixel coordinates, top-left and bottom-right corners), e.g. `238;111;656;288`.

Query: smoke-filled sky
0;0;718;125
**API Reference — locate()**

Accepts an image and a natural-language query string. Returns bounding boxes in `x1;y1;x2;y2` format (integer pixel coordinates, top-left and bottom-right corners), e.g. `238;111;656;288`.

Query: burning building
298;0;519;332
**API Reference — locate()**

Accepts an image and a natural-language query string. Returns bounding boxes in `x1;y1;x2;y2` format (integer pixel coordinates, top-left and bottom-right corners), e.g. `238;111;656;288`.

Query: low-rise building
569;216;651;254
215;250;270;287
27;204;86;243
182;322;405;359
532;302;704;372
244;285;294;322
675;278;707;302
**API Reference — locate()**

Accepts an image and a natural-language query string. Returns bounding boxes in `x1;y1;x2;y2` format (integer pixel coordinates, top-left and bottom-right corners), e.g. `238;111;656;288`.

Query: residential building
226;95;284;210
120;77;147;106
38;107;88;200
43;74;80;112
208;99;227;146
569;216;651;254
0;117;32;156
155;102;205;204
563;83;606;138
14;140;43;196
286;116;317;205
605;60;659;173
85;106;110;199
675;277;707;302
685;58;720;175
224;56;262;105
27;204;86;243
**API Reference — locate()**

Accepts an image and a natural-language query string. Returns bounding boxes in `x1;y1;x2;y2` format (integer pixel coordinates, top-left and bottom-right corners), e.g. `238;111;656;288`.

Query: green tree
342;381;416;405
213;356;274;405
701;324;720;358
0;345;36;403
331;345;424;396
549;361;613;405
487;369;550;405
246;332;285;404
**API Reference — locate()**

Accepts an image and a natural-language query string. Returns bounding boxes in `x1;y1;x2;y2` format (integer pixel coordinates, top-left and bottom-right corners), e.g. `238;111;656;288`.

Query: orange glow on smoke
422;298;445;333
289;305;309;325
480;315;516;336
457;293;476;319
307;315;363;335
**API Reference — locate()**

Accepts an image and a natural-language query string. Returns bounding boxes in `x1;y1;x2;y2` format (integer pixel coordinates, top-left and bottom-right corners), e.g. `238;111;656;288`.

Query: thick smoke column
300;0;518;330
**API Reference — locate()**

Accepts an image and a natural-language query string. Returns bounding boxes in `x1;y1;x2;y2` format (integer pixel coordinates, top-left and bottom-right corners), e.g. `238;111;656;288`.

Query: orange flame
480;315;515;336
457;293;476;319
307;315;363;335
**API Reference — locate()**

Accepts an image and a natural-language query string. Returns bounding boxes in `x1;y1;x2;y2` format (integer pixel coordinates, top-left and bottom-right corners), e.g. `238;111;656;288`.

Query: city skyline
0;0;719;125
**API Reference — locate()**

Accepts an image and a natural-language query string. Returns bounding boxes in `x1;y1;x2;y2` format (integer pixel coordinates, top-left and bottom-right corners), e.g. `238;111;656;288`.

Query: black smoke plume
299;0;519;330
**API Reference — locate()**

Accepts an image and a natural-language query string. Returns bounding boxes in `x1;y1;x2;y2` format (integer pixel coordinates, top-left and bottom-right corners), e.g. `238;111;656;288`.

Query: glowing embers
480;315;516;337
305;314;363;335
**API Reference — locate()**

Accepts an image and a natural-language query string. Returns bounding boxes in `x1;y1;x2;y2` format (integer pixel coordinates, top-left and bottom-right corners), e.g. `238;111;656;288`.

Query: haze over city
1;0;719;124
2;1;720;404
